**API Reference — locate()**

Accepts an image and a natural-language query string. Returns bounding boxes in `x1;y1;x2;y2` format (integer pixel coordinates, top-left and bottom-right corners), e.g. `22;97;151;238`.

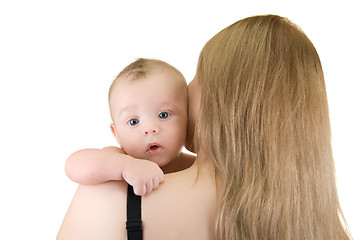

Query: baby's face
110;68;187;167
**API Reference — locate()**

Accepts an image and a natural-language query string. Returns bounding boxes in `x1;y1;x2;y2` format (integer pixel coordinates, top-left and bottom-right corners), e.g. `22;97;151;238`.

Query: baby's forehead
112;73;186;102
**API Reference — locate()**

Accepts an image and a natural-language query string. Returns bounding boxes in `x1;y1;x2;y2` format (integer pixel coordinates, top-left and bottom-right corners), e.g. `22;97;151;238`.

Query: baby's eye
128;118;139;126
158;111;170;119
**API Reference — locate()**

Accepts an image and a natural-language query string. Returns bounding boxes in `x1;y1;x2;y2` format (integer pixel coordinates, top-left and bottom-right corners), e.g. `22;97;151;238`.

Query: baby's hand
122;159;164;196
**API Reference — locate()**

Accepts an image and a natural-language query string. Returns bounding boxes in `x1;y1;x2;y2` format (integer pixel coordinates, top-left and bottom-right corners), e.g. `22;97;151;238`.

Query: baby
65;58;195;195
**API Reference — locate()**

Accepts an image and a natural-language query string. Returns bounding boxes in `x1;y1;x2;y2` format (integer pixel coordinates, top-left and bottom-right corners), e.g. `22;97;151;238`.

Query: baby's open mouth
147;143;163;155
150;145;159;150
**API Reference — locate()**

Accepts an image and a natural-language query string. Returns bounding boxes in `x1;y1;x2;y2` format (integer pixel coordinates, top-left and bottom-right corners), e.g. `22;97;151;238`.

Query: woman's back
57;160;217;240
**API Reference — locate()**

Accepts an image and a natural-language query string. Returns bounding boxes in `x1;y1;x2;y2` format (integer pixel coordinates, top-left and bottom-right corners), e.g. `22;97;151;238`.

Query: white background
0;0;358;239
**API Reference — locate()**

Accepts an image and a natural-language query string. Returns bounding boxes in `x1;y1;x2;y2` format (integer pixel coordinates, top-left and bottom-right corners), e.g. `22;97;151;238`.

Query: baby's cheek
172;127;187;150
119;135;142;158
125;147;144;160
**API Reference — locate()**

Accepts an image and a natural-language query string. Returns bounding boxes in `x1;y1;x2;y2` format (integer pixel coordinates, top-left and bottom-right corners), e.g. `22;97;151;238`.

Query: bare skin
57;159;217;240
66;146;195;195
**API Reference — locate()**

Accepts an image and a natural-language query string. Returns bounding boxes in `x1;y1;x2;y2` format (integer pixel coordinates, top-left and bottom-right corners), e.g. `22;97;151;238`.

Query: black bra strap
126;185;143;240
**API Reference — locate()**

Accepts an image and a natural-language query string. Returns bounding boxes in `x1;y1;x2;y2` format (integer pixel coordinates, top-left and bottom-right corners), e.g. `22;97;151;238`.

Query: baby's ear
110;123;122;146
110;123;116;137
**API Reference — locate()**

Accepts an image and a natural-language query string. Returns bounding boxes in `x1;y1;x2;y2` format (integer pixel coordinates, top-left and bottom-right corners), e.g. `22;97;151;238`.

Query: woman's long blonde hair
196;15;351;239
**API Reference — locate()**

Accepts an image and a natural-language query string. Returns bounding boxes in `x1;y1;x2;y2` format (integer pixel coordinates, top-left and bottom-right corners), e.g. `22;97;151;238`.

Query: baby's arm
65;146;164;196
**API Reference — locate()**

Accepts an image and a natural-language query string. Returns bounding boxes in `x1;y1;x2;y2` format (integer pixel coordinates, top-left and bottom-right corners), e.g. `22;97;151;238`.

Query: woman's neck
195;149;216;179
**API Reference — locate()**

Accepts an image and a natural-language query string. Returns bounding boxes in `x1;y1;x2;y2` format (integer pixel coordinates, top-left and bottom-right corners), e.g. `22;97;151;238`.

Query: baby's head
109;58;188;167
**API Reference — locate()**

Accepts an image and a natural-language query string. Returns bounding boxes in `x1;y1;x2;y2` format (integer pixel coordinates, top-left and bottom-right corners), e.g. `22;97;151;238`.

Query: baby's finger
159;171;164;183
145;180;154;195
134;184;146;196
152;176;160;189
156;168;164;183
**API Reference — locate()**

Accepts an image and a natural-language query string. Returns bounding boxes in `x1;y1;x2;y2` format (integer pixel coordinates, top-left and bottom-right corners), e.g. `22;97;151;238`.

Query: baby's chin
147;155;172;167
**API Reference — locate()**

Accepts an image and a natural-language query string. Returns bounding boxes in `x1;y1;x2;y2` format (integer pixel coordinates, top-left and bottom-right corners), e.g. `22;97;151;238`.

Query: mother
57;15;351;239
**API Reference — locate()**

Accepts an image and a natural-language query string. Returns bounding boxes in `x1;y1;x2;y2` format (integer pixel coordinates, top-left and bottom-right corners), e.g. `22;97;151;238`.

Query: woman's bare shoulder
142;161;217;239
57;181;128;240
57;161;217;240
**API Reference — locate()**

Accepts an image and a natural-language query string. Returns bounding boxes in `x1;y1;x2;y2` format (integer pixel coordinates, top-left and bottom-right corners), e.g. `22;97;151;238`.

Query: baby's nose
144;125;159;135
